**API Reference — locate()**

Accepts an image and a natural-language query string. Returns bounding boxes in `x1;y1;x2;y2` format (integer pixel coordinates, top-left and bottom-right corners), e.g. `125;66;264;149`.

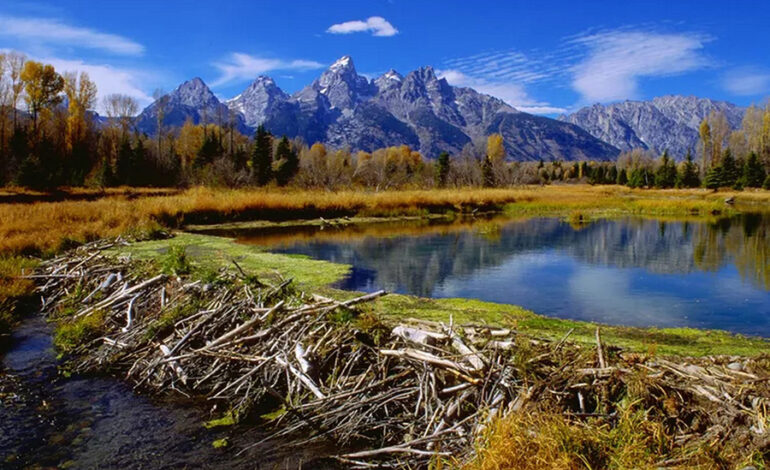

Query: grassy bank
109;232;768;357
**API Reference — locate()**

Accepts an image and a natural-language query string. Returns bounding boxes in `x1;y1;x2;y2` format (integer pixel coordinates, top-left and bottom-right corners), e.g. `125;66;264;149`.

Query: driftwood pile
31;238;770;468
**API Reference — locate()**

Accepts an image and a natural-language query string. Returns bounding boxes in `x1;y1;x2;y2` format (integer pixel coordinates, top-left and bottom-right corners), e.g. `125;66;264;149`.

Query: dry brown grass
3;184;765;257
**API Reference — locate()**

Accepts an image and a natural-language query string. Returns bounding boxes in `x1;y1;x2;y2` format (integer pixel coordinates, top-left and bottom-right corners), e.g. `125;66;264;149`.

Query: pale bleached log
391;325;447;346
159;343;187;385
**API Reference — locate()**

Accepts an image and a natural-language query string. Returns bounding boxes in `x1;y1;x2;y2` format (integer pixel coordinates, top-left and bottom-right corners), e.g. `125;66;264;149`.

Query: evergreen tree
588;165;604;185
251;125;272;186
627;168;649;188
7;127;29;183
274;136;298;186
764;174;770;190
66;139;92;186
97;154;115;187
654;150;677;188
435;151;450;188
676;149;700;188
704;165;724;190
115;137;133;185
482;155;495;187
607;165;618;184
720;149;740;188
616;168;628;185
131;140;149;186
17;137;59;189
741;152;766;188
195;133;220;168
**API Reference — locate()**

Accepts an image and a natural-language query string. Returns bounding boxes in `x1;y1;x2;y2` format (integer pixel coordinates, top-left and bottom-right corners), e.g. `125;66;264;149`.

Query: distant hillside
559;96;745;159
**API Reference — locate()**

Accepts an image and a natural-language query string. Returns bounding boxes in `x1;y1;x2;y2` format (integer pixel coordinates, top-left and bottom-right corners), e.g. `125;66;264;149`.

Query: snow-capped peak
329;55;354;72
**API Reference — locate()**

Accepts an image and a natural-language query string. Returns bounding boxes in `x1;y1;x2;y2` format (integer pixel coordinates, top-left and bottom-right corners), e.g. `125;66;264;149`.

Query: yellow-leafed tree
63;71;98;150
20;60;64;133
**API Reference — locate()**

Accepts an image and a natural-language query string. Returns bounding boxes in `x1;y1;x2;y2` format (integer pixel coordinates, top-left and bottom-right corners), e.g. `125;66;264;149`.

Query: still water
235;214;770;337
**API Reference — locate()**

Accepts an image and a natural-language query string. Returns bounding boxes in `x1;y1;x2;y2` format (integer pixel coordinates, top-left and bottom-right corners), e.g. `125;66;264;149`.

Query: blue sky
1;0;768;115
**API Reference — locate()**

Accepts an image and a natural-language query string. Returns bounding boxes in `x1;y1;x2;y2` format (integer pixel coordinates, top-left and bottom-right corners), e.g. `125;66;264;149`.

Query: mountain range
134;55;745;162
559;96;745;159
135;56;617;161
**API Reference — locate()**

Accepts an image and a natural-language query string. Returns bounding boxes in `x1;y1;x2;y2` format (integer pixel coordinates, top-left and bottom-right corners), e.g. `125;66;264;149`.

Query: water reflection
233;215;770;336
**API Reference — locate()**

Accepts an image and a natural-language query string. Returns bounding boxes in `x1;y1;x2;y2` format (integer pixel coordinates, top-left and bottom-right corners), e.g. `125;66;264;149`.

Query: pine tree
654;150;677;188
628;168;649;188
704;165;724;190
482;156;495;187
741;152;766;188
97;154;115;187
588;165;604;185
721;149;739;188
195;133;220;168
607;165;618;184
435;151;450;187
274;136;298;186
131;140;149;186
251;125;272;186
676;149;700;188
115;137;133;185
616;168;628;185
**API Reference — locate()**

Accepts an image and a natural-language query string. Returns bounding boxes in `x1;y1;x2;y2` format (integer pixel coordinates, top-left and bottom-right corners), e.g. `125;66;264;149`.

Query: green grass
375;295;769;357
106;232;350;290
107;232;769;357
54;309;106;352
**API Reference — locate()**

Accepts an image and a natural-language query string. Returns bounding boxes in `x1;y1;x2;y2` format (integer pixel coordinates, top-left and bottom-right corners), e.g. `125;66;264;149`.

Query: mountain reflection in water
232;215;770;336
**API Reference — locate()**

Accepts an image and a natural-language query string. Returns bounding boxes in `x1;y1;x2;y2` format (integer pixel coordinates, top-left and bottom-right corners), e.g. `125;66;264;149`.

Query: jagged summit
226;75;289;128
169;77;219;108
135;76;247;135
328;55;354;72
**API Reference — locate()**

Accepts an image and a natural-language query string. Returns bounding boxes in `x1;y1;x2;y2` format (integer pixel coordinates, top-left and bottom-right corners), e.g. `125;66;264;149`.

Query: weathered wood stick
596;327;606;369
203;300;284;350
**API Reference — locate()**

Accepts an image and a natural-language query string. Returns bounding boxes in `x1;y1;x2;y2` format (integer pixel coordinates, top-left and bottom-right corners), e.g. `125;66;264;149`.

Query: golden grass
2;185;765;257
465;404;764;470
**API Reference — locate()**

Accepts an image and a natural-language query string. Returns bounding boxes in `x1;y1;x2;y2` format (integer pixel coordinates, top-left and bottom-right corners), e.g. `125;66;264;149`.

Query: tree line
0;53;768;191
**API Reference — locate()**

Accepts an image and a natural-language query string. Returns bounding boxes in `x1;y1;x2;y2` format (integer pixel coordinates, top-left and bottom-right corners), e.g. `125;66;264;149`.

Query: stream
0;315;336;469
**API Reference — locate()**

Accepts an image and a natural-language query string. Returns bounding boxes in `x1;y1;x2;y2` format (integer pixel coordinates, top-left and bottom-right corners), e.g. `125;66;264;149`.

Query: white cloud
0;15;144;56
438;69;566;115
40;56;154;113
570;30;711;103
212;52;323;86
722;67;770;96
327;16;398;37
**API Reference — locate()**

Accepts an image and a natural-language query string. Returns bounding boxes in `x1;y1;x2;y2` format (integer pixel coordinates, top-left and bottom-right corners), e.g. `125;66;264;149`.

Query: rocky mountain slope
134;77;248;135
136;56;618;161
559;96;745;159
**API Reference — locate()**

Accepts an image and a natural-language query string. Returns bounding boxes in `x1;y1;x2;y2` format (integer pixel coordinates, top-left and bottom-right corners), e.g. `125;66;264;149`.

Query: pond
232;214;770;337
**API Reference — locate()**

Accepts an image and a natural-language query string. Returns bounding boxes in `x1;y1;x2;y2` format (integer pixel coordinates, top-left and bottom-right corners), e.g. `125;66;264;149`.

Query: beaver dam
30;236;770;468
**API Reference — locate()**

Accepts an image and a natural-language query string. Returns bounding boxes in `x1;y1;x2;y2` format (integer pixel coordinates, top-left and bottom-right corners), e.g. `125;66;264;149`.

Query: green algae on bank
106;232;350;290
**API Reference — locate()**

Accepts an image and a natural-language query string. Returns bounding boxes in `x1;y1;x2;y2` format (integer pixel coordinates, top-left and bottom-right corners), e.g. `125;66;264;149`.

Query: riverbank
32;236;770;469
